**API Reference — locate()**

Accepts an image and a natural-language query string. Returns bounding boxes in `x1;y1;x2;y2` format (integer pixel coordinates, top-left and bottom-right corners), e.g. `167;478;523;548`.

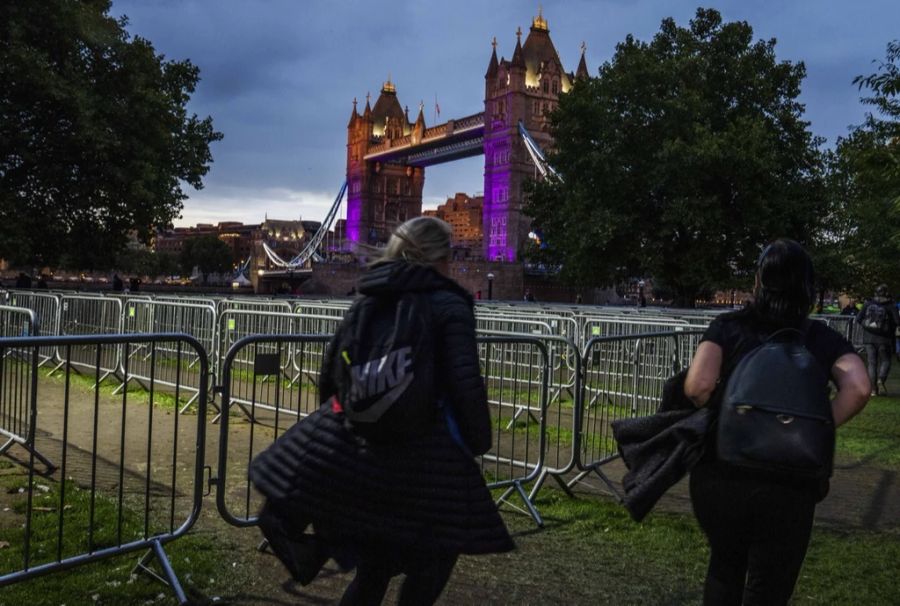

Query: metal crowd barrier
0;333;54;470
52;295;124;382
0;305;38;337
0;334;209;606
569;330;703;493
478;336;550;525
120;300;216;409
213;334;552;528
213;334;331;527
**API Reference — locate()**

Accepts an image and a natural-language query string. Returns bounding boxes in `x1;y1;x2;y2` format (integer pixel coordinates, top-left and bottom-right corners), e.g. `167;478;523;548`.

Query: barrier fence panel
571;330;703;493
54;296;124;382
121;301;217;409
214;311;305;418
0;334;54;470
0;306;38;337
0;334;208;605
477;336;550;526
5;292;60;363
214;334;331;527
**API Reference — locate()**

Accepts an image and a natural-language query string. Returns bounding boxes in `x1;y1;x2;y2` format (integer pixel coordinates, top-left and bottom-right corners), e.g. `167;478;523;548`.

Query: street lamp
487;272;495;300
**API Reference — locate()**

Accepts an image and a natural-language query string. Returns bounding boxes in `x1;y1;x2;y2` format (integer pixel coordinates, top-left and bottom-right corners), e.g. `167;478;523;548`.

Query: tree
525;8;824;306
828;41;900;296
180;235;233;284
0;0;222;269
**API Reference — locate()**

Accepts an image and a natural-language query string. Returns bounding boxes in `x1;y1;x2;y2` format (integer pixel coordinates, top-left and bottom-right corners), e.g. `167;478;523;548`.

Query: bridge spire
576;43;590;80
512;27;525;68
348;97;359;126
486;36;499;78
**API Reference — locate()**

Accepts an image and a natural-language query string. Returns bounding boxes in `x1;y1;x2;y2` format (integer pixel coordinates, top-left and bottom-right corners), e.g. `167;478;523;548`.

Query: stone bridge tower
483;10;588;261
346;79;425;245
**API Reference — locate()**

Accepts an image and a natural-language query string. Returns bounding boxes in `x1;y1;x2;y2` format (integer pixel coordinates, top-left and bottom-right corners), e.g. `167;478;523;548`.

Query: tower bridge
256;9;587;286
346;9;588;262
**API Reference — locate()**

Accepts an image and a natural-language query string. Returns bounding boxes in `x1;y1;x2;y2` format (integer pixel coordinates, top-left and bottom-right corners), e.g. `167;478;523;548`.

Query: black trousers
864;343;893;387
690;462;817;606
339;542;458;606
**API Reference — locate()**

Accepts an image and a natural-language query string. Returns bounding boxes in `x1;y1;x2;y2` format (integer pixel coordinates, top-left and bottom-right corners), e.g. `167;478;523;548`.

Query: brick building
423;193;484;256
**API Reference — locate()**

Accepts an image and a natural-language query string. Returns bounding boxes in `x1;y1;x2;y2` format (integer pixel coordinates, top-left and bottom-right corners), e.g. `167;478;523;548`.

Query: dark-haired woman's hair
751;238;816;325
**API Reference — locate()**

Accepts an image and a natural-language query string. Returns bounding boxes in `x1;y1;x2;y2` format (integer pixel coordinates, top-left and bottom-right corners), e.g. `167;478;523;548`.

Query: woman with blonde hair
251;216;513;605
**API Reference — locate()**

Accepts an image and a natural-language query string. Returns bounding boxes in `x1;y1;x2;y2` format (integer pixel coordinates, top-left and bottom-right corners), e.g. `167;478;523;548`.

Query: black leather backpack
717;325;835;479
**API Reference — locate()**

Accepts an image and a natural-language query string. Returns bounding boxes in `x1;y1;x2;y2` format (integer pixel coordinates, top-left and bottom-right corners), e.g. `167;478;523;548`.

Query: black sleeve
855;304;866;325
809;323;858;382
434;293;492;456
700;316;727;347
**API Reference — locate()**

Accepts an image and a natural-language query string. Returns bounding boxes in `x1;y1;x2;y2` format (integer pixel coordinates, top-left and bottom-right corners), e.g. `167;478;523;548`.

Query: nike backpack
332;291;436;442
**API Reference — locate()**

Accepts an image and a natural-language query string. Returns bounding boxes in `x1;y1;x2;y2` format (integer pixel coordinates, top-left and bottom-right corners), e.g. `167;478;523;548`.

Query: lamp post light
487;272;495;300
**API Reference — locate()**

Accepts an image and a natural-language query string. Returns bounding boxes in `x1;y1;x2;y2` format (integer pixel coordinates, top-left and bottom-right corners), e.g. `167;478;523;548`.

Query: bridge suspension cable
517;120;561;181
261;181;348;268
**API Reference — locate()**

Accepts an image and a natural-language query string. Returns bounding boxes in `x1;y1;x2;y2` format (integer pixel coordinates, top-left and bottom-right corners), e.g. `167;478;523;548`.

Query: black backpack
717;325;835;479
861;303;891;336
332;291;436;442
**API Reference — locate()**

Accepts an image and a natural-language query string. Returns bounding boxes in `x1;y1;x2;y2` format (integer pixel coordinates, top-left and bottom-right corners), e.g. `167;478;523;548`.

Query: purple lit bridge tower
345;11;589;262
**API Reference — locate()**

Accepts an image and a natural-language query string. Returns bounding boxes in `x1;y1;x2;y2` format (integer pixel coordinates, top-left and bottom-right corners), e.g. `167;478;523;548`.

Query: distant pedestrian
15;272;31;288
524;289;535;302
841;300;857;315
112;274;124;292
36;275;48;289
856;284;900;396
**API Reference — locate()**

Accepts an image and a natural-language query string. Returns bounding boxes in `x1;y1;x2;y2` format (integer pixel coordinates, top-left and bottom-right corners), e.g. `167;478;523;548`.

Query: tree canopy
525;8;824;306
0;0;222;269
826;41;900;297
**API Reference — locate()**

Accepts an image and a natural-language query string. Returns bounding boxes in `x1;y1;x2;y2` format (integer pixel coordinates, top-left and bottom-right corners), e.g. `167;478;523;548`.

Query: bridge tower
346;80;425;246
483;11;588;261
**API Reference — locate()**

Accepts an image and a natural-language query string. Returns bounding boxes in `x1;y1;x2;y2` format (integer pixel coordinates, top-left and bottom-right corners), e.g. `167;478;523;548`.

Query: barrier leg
504;405;540;430
495;481;544;527
132;539;188;605
0;433;56;473
567;465;623;502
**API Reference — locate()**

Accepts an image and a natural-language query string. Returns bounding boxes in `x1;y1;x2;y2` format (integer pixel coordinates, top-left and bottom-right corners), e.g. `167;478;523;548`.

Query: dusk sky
109;1;899;228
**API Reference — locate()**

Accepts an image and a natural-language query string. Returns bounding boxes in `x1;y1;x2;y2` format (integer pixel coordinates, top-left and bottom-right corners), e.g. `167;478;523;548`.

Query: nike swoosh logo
350;372;415;422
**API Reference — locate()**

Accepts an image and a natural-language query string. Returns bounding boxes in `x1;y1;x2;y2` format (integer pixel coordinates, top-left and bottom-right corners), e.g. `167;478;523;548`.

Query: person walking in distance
250;216;513;605
856;284;900;396
684;239;870;605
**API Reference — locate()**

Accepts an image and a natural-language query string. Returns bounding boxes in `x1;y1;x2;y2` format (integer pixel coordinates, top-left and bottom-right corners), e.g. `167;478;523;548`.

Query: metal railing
0;334;209;605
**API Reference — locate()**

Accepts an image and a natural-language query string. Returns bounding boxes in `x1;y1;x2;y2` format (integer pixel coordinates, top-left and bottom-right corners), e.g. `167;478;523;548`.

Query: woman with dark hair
683;238;870;605
250;217;513;605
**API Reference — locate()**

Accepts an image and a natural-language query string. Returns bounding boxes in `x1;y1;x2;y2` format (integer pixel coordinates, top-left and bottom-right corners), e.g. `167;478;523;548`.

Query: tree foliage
0;0;223;268
828;41;900;297
526;8;824;306
179;235;233;284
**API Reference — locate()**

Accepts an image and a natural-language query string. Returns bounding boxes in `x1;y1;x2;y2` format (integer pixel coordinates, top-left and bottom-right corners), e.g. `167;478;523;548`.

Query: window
552;79;558;95
543;79;548;94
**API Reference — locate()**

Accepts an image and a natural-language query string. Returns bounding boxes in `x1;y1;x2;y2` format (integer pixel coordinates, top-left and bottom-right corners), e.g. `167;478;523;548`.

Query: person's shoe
879;379;888;397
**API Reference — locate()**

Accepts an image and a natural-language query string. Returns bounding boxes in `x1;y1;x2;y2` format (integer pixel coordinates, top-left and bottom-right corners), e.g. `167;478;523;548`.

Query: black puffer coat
249;262;514;556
